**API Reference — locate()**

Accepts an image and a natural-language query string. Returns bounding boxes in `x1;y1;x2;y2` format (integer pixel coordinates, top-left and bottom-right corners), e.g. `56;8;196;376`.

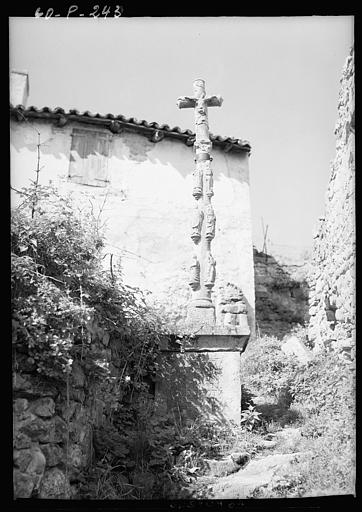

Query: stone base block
186;305;216;329
155;351;242;426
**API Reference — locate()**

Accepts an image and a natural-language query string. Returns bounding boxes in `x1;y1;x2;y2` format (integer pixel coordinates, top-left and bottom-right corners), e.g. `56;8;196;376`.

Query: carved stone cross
177;79;223;322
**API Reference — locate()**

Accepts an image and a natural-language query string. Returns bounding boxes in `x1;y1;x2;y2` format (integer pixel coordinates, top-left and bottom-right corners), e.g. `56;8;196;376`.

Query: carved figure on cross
177;80;223;320
177;79;223;151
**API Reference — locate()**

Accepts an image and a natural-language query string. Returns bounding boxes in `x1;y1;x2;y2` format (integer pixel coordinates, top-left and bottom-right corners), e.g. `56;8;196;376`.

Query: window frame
68;127;112;187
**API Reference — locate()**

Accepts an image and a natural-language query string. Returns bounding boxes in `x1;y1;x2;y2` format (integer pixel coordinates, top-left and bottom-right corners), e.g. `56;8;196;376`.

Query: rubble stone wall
13;362;105;498
254;248;309;338
308;46;355;356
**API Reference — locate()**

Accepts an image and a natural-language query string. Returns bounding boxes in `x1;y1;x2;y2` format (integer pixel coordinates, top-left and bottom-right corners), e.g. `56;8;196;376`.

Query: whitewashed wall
11;119;255;330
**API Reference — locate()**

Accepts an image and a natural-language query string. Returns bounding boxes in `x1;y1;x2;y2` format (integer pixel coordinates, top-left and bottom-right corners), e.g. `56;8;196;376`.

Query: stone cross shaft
177;79;223;315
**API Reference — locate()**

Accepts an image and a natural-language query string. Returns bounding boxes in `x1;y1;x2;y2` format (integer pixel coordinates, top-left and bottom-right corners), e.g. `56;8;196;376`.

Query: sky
9;16;354;255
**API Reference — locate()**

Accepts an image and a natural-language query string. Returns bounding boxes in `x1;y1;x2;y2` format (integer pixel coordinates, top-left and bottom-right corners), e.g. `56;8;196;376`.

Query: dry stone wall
13;362;105;498
254;248;309;338
308;46;355;357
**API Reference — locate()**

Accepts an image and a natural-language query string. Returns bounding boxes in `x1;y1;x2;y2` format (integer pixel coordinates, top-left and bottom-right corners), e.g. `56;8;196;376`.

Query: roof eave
10;104;252;154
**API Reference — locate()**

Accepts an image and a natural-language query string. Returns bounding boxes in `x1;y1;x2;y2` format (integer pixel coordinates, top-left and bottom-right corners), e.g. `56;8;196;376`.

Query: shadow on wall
11;119;250;185
155;352;227;426
253;248;309;339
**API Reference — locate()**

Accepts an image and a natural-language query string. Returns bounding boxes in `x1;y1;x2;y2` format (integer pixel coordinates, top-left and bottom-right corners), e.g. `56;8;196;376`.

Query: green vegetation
12;183;355;499
12;184;166;386
241;334;355;497
10;184;245;498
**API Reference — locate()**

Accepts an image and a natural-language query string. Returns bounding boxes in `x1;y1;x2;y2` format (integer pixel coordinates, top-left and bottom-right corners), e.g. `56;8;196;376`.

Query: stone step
203;452;250;477
208;451;311;499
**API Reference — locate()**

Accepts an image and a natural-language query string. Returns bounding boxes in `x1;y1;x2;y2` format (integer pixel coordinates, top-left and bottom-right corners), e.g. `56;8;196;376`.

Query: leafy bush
12;184;182;497
12;186;100;379
241;334;355;497
13;183;355;499
291;351;355;422
13;184;249;499
291;350;355;495
240;405;262;431
241;335;300;404
12;184;166;387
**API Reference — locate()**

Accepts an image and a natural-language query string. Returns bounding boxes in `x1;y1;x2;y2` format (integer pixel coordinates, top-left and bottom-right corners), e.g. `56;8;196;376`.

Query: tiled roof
10;104;251;154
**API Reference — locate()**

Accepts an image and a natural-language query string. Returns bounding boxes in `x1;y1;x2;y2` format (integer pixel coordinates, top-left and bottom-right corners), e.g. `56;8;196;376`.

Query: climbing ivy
11;184;167;386
11;183;210;498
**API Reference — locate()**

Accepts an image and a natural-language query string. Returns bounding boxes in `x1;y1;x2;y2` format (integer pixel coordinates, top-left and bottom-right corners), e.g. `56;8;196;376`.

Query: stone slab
160;334;250;353
183;314;250;337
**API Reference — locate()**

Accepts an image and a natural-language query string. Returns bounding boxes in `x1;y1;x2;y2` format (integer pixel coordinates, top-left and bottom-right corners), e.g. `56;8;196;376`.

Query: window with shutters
68;128;111;187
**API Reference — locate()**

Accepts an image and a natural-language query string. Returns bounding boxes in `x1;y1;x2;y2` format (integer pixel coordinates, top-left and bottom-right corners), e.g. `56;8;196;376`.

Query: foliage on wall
12;183;233;499
11;183;166;386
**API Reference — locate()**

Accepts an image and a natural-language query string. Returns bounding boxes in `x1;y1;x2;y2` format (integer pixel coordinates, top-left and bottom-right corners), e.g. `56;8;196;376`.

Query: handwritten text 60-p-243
35;5;124;18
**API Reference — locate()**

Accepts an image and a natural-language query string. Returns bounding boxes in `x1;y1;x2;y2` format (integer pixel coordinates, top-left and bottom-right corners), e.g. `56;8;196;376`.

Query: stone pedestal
163;80;252;427
155;320;250;426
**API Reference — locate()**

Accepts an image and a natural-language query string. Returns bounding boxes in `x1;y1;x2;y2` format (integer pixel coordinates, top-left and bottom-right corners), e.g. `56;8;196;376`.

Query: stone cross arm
177;94;223;109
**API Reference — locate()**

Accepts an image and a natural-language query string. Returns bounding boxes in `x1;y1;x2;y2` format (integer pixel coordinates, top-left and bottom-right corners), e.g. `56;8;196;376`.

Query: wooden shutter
69;129;110;187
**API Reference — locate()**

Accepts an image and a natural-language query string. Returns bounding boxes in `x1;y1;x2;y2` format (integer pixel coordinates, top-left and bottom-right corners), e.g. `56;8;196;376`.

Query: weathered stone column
177;79;220;328
154;80;251;427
